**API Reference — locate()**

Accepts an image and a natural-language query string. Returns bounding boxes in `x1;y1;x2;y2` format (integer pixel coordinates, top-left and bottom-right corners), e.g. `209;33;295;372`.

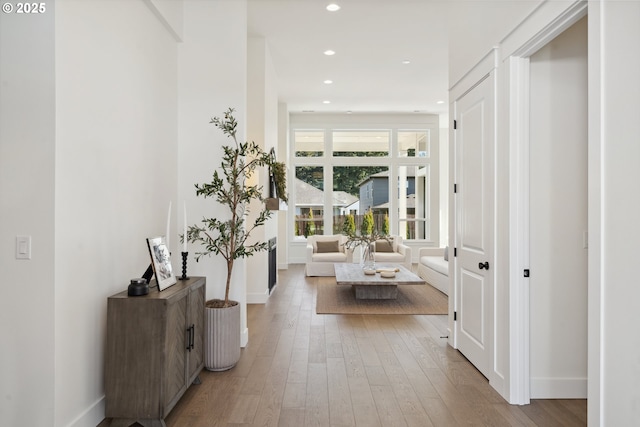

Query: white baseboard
241;327;249;348
67;395;104;427
278;263;288;270
247;289;269;304
530;377;587;398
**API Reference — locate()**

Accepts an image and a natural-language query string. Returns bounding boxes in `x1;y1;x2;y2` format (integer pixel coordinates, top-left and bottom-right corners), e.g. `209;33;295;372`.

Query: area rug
315;279;448;315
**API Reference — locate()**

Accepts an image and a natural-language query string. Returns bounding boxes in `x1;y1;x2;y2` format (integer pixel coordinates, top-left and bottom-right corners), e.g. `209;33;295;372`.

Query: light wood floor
103;264;586;427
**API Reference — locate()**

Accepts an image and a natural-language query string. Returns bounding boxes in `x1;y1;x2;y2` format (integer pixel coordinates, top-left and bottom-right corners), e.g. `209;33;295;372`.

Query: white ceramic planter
204;300;241;371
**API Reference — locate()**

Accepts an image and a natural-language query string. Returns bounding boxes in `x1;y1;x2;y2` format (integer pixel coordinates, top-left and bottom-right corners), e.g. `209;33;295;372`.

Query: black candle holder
179;251;190;280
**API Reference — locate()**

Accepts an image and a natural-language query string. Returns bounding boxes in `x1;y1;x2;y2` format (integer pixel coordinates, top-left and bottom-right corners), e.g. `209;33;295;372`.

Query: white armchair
372;236;412;270
305;234;353;276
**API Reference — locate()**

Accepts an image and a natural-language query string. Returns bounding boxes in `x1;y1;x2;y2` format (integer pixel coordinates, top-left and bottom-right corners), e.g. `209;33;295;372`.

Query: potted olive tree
186;108;275;371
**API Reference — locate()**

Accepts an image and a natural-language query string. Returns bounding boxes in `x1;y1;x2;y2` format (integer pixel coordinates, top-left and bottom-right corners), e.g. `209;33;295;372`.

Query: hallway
156;265;585;426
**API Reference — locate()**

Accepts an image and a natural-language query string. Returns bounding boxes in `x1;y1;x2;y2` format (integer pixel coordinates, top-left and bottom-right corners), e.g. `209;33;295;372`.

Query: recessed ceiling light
326;4;341;12
324;50;336;56
402;60;411;65
324;80;333;84
436;100;445;104
346;111;352;114
323;100;331;104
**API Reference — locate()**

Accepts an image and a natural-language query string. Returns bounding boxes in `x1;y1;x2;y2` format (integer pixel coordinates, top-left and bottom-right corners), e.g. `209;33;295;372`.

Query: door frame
504;1;588;405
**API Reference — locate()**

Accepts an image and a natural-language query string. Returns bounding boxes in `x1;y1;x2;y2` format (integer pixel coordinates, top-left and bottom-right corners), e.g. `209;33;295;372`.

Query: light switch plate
16;235;31;260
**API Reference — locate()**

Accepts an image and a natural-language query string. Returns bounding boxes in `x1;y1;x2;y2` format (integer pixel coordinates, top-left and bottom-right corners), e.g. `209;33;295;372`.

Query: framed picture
146;236;176;291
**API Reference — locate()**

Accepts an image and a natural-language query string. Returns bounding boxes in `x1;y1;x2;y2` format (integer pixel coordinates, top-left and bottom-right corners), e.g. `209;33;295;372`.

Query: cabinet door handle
186;325;195;351
190;324;195;350
479;261;490;270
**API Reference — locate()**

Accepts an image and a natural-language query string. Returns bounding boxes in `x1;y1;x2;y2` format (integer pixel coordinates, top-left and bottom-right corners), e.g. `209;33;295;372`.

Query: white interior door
454;73;494;379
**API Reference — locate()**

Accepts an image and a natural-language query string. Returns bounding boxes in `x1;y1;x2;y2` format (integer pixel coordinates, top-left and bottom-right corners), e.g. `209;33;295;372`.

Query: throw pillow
316;240;340;253
375;240;394;253
444;246;449;261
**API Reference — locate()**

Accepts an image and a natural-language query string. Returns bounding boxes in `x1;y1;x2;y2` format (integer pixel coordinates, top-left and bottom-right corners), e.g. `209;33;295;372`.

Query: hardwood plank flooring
100;264;586;427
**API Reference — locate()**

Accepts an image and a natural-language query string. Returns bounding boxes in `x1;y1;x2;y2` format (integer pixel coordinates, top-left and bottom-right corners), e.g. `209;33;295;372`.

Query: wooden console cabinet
105;277;206;427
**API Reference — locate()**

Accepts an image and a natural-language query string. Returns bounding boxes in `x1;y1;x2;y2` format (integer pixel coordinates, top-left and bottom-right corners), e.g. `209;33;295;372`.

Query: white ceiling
247;0;449;116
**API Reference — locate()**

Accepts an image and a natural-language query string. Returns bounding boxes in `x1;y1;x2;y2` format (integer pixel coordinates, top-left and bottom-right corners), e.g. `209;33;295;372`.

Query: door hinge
453;119;457;130
454;183;457;193
524;269;530;278
454;311;457;321
454;247;457;257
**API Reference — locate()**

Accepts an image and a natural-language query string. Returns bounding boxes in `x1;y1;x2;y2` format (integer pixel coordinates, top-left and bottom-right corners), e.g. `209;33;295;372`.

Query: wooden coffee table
334;263;425;300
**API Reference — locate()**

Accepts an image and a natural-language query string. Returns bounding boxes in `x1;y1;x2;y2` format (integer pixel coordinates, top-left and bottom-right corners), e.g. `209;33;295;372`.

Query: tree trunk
224;259;233;307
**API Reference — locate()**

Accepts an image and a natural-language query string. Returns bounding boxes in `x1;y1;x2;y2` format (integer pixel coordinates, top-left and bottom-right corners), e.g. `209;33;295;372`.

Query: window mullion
388;163;397;236
324;129;332;234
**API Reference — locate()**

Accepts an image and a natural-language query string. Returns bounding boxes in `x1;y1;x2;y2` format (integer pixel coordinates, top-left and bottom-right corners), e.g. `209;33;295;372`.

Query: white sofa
417;247;449;295
305;234;352;276
372;236;412;270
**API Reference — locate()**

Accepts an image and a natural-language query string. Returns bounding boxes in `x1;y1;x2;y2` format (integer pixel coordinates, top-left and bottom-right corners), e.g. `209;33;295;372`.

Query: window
397;165;430;240
294;166;324;237
294;130;323;157
290;113;439;243
333;166;388;234
332;130;389;157
398;130;430;157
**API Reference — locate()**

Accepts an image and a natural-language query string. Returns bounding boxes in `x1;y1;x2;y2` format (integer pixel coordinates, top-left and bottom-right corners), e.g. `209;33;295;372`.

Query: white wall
0;4;56;426
2;0;253;425
246;37;279;303
277;102;290;269
54;1;179;425
591;1;640;424
145;0;184;40
529;16;587;398
178;0;250;345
